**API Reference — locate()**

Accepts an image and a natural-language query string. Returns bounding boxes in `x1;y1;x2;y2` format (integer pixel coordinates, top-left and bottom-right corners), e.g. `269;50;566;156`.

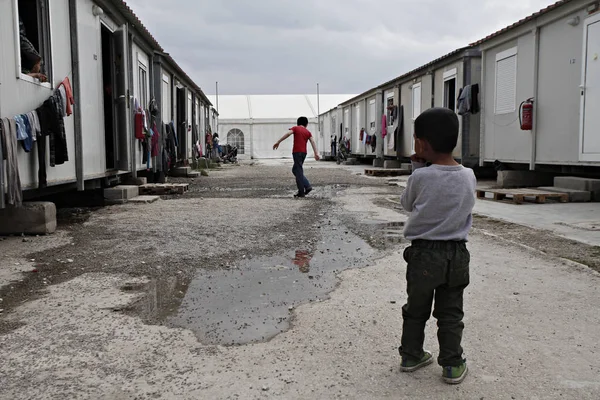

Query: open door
581;14;600;162
176;87;186;161
101;25;117;171
114;26;131;171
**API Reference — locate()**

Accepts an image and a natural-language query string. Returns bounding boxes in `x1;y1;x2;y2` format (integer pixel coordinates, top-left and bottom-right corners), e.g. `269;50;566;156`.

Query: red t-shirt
291;126;312;154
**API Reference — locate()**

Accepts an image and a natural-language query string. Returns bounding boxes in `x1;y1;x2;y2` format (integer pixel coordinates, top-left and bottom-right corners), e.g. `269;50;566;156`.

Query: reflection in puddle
366;221;405;250
293;250;312;273
167;227;374;346
129;221;406;346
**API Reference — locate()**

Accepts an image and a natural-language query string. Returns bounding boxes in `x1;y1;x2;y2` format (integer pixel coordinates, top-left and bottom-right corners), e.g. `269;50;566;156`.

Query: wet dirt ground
1;161;600;399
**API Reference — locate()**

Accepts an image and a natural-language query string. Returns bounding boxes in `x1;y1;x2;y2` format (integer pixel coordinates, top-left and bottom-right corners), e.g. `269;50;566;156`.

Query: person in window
20;19;47;82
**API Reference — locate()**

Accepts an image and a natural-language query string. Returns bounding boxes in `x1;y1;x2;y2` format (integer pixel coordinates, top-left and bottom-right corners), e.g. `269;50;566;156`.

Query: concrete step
554;177;600;201
538;187;591;203
401;163;413;171
384;160;402;169
104;185;139;201
0;202;57;235
344;158;360;166
129;195;160;204
497;171;555;189
187;171;201;178
373;159;384;168
171;167;192;177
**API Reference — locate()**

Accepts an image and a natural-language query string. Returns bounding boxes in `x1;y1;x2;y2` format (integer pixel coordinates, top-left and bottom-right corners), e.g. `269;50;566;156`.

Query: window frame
13;0;54;88
494;46;518;115
227;128;245;154
443;69;457;112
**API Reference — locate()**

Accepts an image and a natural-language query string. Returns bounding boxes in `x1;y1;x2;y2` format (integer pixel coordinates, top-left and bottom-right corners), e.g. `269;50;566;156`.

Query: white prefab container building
0;0;212;208
477;0;600;169
333;48;481;166
210;95;354;159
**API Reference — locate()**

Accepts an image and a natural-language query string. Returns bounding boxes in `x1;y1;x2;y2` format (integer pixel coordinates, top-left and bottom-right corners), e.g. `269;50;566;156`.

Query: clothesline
0;76;74;208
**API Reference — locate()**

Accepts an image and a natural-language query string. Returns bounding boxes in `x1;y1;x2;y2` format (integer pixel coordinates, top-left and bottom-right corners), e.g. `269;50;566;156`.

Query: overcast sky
126;0;556;95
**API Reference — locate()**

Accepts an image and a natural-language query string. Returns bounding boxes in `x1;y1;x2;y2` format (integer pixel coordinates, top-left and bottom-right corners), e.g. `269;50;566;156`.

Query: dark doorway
444;78;457;112
176;88;186;161
101;25;116;170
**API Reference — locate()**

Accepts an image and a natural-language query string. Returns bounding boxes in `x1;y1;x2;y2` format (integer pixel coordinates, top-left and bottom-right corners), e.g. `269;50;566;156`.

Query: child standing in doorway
273;117;321;198
398;107;476;384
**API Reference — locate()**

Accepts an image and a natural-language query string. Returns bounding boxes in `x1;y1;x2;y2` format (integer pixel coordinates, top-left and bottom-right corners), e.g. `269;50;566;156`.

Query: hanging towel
371;134;377;152
0;118;23;206
26;111;40;140
59;77;75;116
394;105;404;152
388;120;397;151
20;114;33;152
14;115;28;141
382;114;388;139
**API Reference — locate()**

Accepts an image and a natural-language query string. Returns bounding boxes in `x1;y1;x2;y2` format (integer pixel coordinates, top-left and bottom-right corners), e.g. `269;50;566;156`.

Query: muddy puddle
126;221;411;346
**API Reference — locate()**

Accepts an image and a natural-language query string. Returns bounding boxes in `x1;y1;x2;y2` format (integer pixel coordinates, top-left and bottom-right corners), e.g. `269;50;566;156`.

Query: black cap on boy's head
297;116;309;127
414;107;459;154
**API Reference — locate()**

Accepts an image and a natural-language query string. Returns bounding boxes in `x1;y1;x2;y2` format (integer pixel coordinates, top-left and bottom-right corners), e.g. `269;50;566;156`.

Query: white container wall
0;0;76;189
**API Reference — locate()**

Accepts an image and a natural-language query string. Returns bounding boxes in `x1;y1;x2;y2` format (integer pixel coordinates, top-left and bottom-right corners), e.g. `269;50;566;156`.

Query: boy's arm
273;130;293;150
309;137;321;161
400;175;419;212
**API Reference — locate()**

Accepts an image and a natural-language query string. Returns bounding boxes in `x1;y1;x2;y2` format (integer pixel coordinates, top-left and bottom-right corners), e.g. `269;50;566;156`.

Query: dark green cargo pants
400;240;470;367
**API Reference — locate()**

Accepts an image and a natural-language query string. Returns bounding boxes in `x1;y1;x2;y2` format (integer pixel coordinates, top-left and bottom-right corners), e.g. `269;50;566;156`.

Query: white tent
208;94;355;159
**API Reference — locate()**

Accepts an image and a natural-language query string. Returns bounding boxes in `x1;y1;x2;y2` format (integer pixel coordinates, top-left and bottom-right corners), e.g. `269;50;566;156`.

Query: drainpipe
375;90;384;159
0;123;4;208
68;0;84;190
479;49;486;167
530;26;541;171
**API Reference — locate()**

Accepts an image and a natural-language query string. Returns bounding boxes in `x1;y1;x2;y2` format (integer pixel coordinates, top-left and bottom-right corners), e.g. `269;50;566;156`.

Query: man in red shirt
273;116;321;197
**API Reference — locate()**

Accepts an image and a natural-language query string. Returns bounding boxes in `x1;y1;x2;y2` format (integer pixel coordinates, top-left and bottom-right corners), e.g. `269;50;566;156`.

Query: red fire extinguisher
519;98;534;131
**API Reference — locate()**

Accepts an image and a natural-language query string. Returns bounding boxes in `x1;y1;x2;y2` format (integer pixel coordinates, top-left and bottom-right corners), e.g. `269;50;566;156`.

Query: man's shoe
400;350;434;372
294;192;305;198
304;187;313;196
442;361;468;384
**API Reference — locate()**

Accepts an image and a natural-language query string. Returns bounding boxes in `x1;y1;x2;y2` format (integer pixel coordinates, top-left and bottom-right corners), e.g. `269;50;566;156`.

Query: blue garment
20;115;33;152
14;115;28;141
292;152;311;195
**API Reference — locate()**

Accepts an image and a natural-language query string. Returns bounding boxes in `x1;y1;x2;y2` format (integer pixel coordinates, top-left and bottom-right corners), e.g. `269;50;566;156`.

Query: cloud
125;0;557;94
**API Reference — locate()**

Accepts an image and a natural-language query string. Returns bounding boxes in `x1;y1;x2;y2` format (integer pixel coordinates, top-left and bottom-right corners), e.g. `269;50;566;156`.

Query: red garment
60;77;75;116
290;126;312;154
151;123;160;157
382;114;388;138
134;112;145;139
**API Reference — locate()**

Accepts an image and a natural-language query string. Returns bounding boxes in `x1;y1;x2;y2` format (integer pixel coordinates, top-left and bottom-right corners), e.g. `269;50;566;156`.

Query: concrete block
104;185;139;201
344;158;359;166
129;196;160;204
171;167;192;177
373;159;384;168
0;202;57;235
401;163;413;171
122;177;147;186
384;160;402;169
554;177;600;201
497;171;555;189
538;187;592;203
187;171;201;178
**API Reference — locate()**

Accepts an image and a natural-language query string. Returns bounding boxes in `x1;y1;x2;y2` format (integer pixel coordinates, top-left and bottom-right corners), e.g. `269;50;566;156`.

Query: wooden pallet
476;188;569;204
139;183;189;195
365;169;411;177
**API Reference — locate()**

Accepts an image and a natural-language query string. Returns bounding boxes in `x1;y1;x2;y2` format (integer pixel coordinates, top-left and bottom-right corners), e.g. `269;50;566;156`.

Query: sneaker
294;192;305;198
442;361;468;384
400;350;434;372
304;187;313;196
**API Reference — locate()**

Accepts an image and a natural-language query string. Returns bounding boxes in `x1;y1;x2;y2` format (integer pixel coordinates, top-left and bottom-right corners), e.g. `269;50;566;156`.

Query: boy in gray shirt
399;107;476;384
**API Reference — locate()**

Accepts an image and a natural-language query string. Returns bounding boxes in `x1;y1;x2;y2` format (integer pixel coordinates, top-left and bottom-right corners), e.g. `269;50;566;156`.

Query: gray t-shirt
401;162;477;241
